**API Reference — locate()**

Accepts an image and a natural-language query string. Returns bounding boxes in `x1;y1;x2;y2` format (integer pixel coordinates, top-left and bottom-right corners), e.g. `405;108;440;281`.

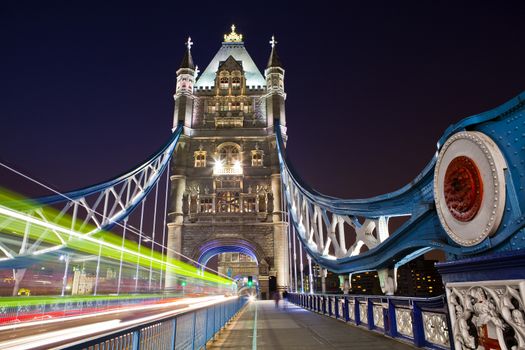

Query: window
251;149;263;167
207;104;217;113
243;197;256;212
232;77;241;89
199;197;213;213
214;143;242;175
220;77;229;89
217;191;240;213
194;150;207;167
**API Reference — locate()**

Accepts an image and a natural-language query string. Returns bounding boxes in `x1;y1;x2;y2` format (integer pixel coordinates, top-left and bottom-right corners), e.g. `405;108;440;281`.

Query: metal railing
59;296;247;350
288;293;451;349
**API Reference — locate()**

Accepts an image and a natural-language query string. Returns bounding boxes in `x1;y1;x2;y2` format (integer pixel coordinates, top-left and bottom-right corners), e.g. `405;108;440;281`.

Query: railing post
367;298;373;330
192;311;197;350
344;296;350;322
171;318;177;349
354;298;360;325
387;298;397;338
412;302;425;347
132;330;140;350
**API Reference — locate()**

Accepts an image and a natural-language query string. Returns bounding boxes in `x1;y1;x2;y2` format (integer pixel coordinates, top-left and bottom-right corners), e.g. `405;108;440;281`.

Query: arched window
214;143;242;175
194;150;207;167
251;147;264;167
220;77;229;89
232;77;241;89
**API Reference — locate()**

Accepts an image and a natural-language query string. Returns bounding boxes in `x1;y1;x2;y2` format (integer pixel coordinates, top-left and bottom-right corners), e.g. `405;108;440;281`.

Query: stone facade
166;27;289;299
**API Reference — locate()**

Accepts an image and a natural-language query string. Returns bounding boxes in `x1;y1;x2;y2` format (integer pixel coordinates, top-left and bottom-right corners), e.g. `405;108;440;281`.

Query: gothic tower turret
167;26;289;298
265;36;286;132
173;37;196;129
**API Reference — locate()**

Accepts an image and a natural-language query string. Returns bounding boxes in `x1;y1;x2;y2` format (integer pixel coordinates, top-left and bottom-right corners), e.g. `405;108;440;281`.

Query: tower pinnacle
224;24;243;43
179;36;195;69
270;35;277;48
267;35;282;68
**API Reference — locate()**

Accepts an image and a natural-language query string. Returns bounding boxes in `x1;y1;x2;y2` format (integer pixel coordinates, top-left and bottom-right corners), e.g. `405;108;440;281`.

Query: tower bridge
0;25;524;349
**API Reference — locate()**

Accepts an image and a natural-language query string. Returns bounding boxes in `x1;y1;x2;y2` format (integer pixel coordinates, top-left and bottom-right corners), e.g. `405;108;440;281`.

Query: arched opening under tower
195;239;271;299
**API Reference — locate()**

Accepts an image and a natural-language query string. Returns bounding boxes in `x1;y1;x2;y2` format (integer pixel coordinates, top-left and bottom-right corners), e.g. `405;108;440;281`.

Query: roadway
0;295;231;350
208;300;415;349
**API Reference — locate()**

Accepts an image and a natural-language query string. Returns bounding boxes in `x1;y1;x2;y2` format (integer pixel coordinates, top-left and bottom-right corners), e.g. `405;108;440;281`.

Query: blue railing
60;296;247;350
288;293;451;349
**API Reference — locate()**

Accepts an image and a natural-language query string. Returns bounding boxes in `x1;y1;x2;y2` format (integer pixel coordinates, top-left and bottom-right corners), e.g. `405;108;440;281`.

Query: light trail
0;205;231;284
0;295;236;350
0;161;231;280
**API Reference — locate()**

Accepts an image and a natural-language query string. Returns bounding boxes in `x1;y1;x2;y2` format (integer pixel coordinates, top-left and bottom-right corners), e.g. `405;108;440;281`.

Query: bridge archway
193;238;267;267
192;238;271;299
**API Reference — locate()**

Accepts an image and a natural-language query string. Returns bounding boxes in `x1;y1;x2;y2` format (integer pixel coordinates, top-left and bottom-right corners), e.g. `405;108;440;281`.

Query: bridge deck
208;300;414;349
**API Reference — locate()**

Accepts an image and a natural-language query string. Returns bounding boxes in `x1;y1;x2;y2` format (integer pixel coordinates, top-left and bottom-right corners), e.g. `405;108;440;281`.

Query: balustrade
288;293;450;349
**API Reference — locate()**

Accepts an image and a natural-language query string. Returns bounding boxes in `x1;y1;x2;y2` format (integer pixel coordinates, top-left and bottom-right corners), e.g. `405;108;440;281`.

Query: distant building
396;258;444;297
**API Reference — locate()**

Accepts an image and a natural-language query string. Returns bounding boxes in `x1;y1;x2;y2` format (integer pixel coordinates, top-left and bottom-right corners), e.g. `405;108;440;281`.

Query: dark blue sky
1;1;524;199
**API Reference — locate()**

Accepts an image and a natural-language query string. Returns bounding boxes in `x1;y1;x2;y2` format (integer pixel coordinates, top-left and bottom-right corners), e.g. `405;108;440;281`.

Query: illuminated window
217;191;240;213
232;77;241;89
251;150;263;167
220;77;229;89
243;197;256;212
194;150;207;167
199;197;213;213
214;143;242;175
207;104;217;113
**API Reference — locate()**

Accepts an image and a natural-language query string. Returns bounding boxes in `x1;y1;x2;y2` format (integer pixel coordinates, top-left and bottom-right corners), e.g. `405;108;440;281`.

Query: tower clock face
434;131;507;247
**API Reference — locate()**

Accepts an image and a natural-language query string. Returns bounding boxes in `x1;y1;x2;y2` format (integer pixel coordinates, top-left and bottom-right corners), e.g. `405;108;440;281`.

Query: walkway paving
208;300;415;349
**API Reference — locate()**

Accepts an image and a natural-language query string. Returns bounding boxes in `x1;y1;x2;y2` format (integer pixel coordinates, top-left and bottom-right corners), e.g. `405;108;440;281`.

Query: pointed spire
267;35;282;68
179;36;195;70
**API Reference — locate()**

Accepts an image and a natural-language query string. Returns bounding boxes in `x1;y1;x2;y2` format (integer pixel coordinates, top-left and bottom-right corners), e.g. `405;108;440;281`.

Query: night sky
1;1;524;200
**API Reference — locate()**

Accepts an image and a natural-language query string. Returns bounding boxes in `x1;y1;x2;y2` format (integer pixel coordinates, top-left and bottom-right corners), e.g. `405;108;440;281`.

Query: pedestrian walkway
208;299;414;349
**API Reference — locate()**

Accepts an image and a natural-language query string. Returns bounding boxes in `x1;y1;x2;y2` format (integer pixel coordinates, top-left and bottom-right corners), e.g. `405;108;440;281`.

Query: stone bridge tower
166;26;288;298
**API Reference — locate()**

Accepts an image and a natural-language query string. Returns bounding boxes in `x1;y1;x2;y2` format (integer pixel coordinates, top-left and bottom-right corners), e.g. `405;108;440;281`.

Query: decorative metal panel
338;299;345;320
422;311;449;347
373;304;384;329
395;308;413;337
359;302;368;325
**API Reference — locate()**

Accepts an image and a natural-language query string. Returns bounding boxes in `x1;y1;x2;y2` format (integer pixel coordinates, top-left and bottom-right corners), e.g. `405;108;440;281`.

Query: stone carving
447;280;525;350
395;308;413;337
422;311;450;347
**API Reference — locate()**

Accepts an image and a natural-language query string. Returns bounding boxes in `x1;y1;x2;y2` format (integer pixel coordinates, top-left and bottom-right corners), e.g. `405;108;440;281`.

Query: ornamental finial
224;24;243;42
186;37;193;50
270;35;277;48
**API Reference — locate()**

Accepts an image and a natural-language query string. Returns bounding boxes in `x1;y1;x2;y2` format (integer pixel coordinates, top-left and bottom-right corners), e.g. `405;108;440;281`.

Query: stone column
271;173;289;292
166;174;186;289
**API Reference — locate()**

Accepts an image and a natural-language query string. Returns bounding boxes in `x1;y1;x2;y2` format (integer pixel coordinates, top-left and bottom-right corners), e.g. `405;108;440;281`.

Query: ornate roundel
443;156;483;222
434;131;507;247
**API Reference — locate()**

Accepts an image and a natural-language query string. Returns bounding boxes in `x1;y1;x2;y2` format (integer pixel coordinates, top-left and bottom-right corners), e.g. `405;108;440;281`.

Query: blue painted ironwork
0;124;183;265
289;292;451;349
60;296;247;350
275;91;525;273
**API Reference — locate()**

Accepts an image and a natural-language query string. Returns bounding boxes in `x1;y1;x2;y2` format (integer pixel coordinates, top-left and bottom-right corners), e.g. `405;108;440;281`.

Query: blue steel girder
275;91;525;274
0;123;183;263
